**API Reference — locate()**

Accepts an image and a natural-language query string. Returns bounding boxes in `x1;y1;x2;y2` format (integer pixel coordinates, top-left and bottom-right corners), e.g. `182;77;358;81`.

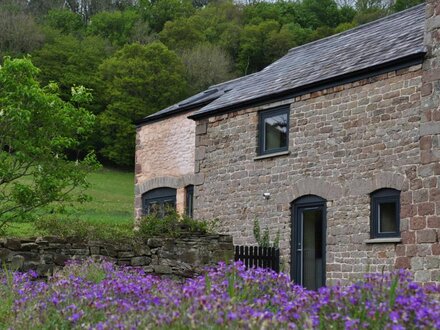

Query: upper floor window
370;188;400;238
258;106;289;155
142;187;176;218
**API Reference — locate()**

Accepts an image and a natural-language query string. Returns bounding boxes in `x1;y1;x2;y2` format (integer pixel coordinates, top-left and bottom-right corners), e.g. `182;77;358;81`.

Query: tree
353;0;388;24
87;9;144;46
0;7;44;59
98;42;188;166
301;0;341;29
141;0;195;32
44;9;85;35
392;0;424;12
32;32;110;115
0;57;99;231
159;17;206;50
181;43;236;94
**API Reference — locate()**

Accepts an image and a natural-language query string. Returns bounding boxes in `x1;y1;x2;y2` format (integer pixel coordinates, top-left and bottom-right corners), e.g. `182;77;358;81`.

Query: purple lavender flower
1;258;438;329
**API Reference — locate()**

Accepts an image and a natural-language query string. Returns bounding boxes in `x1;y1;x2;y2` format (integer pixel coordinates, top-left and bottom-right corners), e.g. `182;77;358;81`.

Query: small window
370;188;400;238
185;185;194;218
142;187;176;218
258;106;289;155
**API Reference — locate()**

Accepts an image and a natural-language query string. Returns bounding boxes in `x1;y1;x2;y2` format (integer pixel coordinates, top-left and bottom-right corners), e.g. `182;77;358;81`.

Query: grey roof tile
192;4;426;118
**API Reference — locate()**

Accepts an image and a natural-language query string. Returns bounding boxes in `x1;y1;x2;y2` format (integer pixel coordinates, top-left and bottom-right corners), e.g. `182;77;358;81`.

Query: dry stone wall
194;63;439;284
0;235;233;278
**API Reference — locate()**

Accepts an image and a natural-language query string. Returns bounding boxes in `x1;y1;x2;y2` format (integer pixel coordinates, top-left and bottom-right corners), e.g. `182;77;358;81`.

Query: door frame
291;195;327;288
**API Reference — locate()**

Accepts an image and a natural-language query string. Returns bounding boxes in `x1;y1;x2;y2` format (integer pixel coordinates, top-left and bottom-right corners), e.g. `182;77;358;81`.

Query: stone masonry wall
135;111;197;218
0;235;233;278
414;0;440;283
194;63;440;284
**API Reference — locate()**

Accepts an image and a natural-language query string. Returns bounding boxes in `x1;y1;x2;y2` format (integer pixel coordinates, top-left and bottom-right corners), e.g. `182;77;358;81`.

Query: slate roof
190;4;426;119
136;74;254;125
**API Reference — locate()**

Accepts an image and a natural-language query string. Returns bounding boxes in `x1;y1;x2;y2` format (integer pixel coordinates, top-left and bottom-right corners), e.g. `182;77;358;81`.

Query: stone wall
194;61;440;283
414;0;440;282
135;110;197;218
0;234;234;277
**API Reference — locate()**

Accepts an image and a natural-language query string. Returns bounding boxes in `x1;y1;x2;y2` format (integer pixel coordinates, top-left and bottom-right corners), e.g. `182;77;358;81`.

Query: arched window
142;187;176;218
370;188;400;238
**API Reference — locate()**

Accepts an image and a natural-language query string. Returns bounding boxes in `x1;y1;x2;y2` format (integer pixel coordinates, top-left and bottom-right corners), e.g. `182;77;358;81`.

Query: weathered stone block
133;244;151;256
54;254;69;266
100;246;118;257
118;251;135;258
41;254;53;264
147;238;164;248
10;255;25;270
20;243;39;251
131;256;149;266
417;230;437;243
5;239;22;250
153;265;172;274
116;259;131;266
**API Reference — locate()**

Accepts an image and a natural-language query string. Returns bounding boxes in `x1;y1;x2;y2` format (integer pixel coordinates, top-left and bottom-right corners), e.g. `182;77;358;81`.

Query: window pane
379;202;397;233
264;113;288;151
302;208;324;291
163;200;176;216
185;186;194;218
148;202;160;217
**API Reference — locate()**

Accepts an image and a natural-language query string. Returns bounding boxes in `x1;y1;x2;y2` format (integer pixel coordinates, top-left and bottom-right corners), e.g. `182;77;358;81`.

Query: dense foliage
0;57;99;232
138;210;217;237
0;0;424;166
31;210;215;241
0;259;439;329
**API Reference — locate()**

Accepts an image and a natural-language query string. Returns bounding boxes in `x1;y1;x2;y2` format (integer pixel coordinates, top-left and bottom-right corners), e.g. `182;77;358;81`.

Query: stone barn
135;2;440;288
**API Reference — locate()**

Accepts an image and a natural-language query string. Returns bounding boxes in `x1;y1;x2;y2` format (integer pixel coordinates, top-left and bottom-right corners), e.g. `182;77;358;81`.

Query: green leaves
97;42;187;166
0;57;100;229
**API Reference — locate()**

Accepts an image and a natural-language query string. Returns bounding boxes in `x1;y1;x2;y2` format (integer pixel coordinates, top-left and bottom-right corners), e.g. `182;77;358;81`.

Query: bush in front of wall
253;218;280;248
137;211;217;238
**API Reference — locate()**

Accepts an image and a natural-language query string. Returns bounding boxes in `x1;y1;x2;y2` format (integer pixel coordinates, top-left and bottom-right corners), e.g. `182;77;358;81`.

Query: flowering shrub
0;259;439;329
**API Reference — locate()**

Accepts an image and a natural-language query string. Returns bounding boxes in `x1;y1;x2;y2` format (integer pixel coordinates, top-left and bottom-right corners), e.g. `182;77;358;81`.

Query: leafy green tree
87;9;144;46
334;21;358;34
301;0;341;29
338;4;357;23
160;16;206;50
238;20;278;74
98;42;188;165
0;7;44;59
353;0;388;24
238;20;285;74
392;0;424;12
218;23;243;63
0;57;99;232
44;9;85;35
181;43;235;94
32;32;110;115
141;0;195;32
26;0;65;16
243;2;285;25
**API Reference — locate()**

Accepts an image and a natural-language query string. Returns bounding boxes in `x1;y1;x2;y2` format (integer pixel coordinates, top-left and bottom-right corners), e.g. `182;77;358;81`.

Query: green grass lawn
2;167;134;238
